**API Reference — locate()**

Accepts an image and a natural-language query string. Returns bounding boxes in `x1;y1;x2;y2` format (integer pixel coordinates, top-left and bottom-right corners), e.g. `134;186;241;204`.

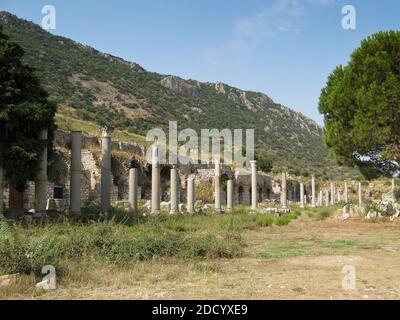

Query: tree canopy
319;31;400;179
0;25;56;191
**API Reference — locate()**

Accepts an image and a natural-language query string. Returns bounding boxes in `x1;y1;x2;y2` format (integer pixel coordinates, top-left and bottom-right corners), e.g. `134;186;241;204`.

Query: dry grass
2;211;400;300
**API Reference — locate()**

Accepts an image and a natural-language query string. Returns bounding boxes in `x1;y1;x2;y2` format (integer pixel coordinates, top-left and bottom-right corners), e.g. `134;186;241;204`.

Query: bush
274;215;292;226
255;215;274;227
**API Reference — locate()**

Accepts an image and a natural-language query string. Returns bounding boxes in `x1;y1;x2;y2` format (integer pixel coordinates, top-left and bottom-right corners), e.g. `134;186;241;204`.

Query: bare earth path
16;216;400;299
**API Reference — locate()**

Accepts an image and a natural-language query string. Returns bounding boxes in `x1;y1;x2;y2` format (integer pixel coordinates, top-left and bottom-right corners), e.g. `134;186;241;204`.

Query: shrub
274;215;292;226
255;215;274;227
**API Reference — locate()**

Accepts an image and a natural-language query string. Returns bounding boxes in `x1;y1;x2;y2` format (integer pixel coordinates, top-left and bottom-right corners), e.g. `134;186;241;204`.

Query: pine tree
319;31;400;179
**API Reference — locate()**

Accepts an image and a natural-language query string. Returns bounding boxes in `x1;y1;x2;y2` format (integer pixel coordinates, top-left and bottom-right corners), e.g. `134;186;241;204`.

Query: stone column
170;166;178;214
100;130;112;212
330;182;335;205
344;181;349;203
250;161;257;211
319;190;323;207
227;180;234;212
0;166;4;216
311;176;316;208
337;190;342;203
214;159;221;212
300;183;305;208
35;129;48;213
128;168;138;212
70;131;82;216
358;182;363;206
325;189;329;207
187;177;195;213
281;172;287;209
151;145;160;214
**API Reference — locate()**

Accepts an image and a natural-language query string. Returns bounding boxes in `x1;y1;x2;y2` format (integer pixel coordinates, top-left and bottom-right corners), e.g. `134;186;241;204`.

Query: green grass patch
0;212;248;276
323;240;356;249
255;215;274;227
261;246;306;260
306;207;337;220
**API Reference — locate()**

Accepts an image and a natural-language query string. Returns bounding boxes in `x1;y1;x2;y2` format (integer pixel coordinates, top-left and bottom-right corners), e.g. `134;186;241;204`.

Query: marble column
358;182;363;206
281;172;287;209
330;182;335;205
325;189;329;207
187;177;195;213
250;160;257;211
227;180;234;212
35;129;48;213
70;131;82;216
214;159;221;212
337;190;342;203
0;166;4;216
344;181;349;203
170;166;178;214
311;176;316;208
151;145;160;214
129;168;138;212
100;130;112;212
300;183;305;208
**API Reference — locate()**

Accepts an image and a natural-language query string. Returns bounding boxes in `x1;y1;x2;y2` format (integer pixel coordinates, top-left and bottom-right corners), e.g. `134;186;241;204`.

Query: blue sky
1;0;400;125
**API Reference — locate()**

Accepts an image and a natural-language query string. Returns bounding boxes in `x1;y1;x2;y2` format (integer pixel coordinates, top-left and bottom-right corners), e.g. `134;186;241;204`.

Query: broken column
227;180;234;212
151;145;160;214
214;159;221;212
250;160;257;211
311;176;316;208
187;176;195;213
100;129;112;212
70;131;82;216
330;182;335;205
300;183;305;208
35;129;48;213
0;166;4;216
344;181;349;203
170;166;178;214
358;182;363;206
281;172;287;209
129;168;138;212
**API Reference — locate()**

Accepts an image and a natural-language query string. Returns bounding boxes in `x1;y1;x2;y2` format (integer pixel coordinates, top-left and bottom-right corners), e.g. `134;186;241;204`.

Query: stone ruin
0;129;397;219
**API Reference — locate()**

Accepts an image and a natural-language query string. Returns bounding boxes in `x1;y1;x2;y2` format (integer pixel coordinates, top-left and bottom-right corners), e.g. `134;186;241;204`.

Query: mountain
0;11;357;179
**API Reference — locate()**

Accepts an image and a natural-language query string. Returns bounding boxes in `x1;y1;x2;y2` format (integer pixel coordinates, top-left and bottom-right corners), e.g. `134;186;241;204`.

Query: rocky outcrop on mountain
161;76;203;96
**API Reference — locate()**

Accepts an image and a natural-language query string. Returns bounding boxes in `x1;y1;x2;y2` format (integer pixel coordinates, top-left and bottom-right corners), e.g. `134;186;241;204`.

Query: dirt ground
5;215;400;300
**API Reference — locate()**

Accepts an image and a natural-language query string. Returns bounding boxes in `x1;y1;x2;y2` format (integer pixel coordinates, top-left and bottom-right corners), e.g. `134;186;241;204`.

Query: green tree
319;31;400;179
0;25;56;191
255;149;273;173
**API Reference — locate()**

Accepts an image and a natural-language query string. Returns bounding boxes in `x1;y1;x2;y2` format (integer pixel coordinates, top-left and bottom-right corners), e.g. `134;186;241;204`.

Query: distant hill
0;11;358;179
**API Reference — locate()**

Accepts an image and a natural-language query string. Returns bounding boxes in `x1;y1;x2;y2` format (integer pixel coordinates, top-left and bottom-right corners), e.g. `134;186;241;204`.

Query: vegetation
0;11;358;179
319;31;400;179
0;25;55;191
255;149;273;173
0;207;304;276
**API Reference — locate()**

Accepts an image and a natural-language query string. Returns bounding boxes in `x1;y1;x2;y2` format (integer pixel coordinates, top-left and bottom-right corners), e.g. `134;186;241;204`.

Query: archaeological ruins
0;129;397;217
